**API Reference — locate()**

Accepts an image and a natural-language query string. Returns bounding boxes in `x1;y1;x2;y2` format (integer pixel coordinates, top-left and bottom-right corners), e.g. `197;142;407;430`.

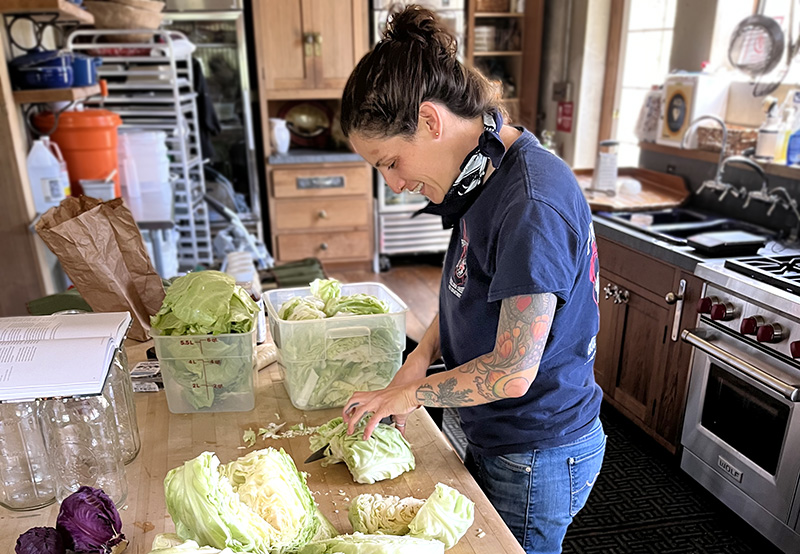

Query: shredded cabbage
408;483;474;550
348;493;424;535
308;417;415;484
298;533;444;554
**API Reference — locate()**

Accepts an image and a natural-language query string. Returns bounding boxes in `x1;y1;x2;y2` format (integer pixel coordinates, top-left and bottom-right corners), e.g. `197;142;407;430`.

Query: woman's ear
418;101;443;139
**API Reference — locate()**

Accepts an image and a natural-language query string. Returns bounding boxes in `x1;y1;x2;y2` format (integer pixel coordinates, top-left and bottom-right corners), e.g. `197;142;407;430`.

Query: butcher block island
0;340;523;554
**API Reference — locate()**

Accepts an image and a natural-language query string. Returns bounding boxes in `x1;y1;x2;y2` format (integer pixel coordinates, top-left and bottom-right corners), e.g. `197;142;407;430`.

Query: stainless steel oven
681;261;800;554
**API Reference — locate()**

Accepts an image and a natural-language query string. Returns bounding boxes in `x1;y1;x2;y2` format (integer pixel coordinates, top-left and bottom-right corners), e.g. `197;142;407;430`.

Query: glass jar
106;347;141;464
0;401;55;511
41;393;128;506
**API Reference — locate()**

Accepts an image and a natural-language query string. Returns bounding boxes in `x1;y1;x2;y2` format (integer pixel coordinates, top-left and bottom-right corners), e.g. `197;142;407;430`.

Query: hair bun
383;4;457;56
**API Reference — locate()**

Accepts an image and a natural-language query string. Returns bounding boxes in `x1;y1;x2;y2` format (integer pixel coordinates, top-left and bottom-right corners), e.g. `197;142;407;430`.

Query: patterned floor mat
442;403;785;554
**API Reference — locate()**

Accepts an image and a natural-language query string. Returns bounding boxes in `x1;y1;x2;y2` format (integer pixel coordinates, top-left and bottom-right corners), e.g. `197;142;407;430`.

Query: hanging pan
728;13;785;79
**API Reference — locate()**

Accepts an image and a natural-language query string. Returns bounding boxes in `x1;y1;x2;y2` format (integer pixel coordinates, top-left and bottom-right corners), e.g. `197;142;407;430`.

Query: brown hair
341;4;502;139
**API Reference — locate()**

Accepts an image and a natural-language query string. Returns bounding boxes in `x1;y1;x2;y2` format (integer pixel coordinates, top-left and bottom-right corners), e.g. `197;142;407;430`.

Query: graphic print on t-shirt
588;223;599;306
587;223;599;360
448;219;469;298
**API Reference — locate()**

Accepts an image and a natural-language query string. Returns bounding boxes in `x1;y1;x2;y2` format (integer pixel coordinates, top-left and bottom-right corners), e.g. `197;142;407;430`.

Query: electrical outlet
552;81;572;102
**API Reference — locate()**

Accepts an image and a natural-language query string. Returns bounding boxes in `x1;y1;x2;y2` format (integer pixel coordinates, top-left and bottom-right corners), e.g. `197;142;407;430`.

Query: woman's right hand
386;350;430;435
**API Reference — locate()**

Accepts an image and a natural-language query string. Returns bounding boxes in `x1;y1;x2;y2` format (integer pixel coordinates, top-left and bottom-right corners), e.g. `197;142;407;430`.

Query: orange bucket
33;110;123;197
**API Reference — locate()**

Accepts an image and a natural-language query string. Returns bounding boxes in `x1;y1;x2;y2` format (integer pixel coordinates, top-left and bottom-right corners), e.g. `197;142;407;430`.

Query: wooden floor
328;258;442;343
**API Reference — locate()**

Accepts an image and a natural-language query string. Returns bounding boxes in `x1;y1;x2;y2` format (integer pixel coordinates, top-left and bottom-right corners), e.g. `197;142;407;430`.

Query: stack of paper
0;312;132;402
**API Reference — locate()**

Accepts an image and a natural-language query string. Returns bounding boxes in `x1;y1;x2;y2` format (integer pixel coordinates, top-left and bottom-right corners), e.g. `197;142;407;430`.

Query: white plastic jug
27;137;71;214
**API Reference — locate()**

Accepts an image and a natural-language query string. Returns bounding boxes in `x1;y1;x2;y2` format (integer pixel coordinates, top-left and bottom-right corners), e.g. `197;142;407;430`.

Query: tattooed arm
344;293;557;437
415;293;557;407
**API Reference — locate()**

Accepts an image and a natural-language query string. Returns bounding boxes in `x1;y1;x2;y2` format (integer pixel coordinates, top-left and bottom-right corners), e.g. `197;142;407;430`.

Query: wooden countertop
0;340;523;554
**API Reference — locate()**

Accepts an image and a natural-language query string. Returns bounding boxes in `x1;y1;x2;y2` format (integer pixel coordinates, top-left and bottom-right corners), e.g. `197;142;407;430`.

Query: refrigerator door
161;10;262;240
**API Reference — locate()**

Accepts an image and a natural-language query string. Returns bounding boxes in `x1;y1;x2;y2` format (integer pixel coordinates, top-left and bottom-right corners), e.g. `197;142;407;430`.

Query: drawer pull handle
320;242;329;251
318;210;328;219
297;176;345;189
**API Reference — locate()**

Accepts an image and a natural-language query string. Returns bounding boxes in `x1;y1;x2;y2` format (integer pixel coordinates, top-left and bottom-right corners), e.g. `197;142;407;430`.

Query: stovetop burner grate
725;255;800;295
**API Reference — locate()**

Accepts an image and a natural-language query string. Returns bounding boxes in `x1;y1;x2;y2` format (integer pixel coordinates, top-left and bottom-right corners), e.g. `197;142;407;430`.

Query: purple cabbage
56;486;126;553
15;527;66;554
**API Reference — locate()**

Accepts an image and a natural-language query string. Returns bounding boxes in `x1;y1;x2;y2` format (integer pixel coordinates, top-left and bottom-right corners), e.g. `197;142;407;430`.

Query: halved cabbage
164;449;322;553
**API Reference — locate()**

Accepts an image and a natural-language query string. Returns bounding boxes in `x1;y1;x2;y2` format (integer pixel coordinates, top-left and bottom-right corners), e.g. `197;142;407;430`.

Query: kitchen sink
605;208;714;226
651;219;772;240
597;208;775;247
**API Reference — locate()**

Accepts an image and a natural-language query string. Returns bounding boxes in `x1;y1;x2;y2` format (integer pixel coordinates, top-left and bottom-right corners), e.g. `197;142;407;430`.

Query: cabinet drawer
273;198;370;231
271;165;371;198
597;236;674;298
277;230;372;261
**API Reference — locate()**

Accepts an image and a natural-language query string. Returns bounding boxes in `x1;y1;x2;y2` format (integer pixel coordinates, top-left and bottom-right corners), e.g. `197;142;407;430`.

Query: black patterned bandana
414;111;506;229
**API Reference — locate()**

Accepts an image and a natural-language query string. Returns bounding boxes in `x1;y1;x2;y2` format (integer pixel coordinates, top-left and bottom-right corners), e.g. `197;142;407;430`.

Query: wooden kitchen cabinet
268;163;374;267
595;236;703;453
252;0;369;99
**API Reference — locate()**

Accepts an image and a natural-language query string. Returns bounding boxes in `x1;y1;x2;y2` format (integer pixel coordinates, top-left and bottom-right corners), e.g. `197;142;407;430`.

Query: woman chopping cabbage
340;6;606;553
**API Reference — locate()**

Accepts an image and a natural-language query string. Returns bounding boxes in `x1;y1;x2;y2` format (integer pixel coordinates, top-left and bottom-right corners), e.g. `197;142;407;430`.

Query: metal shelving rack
67;29;213;269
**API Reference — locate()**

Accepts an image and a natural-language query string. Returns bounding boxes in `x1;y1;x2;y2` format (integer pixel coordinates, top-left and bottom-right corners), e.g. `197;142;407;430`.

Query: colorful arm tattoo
413;293;557;407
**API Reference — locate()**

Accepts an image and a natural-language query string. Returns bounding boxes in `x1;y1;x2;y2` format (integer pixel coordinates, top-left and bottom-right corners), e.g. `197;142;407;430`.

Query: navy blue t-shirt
439;129;602;456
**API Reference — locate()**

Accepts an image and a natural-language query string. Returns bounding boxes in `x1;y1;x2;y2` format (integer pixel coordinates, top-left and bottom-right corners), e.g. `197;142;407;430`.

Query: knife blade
304;415;394;464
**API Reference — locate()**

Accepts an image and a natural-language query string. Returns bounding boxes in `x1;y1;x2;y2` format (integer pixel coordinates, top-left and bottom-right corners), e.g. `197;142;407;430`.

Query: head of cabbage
309;417;415;484
164;449;328;554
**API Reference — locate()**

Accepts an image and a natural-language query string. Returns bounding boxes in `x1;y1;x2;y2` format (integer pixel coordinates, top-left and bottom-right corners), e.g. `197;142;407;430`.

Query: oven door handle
681;329;800;402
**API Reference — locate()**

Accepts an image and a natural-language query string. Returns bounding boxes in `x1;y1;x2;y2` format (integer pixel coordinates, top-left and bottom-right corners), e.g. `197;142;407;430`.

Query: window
614;0;678;166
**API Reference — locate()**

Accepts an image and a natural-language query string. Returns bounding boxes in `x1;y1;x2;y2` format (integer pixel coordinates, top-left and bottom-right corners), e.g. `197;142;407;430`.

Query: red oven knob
697;296;718;314
756;323;784;343
740;316;764;335
710;303;735;321
791;341;800;359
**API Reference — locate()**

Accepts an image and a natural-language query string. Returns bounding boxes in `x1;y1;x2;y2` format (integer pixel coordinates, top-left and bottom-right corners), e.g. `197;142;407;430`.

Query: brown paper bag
35;196;166;341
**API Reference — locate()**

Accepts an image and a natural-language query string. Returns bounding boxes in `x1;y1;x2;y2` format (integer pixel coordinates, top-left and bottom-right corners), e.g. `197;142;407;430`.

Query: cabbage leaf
151;271;259;336
408;483;474;550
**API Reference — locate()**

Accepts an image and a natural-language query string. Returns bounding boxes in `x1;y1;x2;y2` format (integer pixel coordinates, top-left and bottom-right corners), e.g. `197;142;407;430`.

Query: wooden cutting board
573;167;689;212
0;339;524;554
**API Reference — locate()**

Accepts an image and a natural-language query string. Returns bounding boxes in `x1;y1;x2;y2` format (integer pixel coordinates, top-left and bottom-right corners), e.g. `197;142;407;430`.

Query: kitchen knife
304;414;394;463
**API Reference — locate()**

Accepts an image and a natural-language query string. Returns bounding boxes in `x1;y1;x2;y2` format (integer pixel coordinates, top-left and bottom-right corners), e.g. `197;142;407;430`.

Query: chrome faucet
681;114;728;195
743;184;800;242
718;155;762;202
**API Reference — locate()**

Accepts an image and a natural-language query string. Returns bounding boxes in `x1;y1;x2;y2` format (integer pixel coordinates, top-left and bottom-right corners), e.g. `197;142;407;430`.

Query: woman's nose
383;172;405;193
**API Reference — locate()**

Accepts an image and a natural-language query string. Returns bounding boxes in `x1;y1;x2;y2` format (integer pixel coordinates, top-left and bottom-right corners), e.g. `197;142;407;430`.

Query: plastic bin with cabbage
150;271;260;410
163;448;336;554
275;279;404;410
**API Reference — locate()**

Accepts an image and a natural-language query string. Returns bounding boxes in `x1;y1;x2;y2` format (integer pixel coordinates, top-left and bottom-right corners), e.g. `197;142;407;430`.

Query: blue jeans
465;418;606;554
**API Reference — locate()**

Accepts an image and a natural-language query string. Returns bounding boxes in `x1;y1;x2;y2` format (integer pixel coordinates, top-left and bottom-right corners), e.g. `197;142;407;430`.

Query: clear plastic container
41;393;128;506
106;347;141;464
152;329;257;413
0;401;56;511
265;283;408;411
